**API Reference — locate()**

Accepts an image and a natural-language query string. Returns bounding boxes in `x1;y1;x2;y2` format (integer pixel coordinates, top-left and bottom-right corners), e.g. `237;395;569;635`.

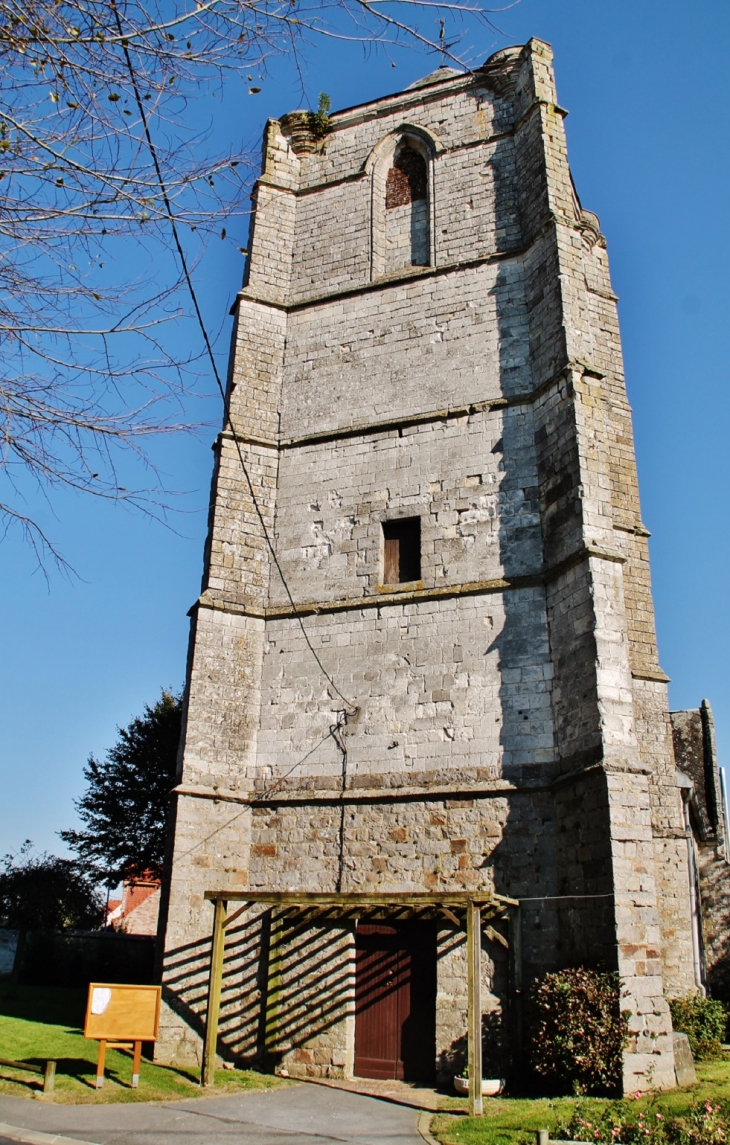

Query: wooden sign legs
95;1040;107;1088
95;1039;143;1088
132;1039;142;1087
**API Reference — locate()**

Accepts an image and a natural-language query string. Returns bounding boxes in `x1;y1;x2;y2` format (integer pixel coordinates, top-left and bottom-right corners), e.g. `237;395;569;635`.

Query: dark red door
354;921;436;1081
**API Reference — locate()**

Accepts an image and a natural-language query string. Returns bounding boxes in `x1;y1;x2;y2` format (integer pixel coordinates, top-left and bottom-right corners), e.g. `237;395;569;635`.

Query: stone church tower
158;39;700;1092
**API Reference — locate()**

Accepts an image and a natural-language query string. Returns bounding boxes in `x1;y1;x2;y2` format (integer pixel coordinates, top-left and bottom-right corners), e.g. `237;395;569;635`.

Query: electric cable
175;710;351;862
114;9;358;720
258;714;346;801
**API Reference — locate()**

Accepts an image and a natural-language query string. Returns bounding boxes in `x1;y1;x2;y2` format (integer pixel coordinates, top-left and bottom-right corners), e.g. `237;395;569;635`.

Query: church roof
406;65;462;90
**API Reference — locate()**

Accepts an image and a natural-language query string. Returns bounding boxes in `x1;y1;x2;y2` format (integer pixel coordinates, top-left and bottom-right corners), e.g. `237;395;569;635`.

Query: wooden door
354;921;436;1081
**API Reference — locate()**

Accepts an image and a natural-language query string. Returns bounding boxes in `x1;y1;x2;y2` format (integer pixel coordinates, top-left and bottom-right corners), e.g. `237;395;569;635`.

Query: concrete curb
295;1074;443;1113
417;1110;442;1145
0;1121;100;1145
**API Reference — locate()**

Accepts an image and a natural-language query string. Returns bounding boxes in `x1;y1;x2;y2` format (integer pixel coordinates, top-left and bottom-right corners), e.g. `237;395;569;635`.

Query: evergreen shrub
670;995;727;1060
529;967;630;1095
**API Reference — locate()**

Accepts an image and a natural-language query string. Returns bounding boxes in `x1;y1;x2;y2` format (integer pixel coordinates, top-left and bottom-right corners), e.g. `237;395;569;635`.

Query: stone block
672;1033;697;1088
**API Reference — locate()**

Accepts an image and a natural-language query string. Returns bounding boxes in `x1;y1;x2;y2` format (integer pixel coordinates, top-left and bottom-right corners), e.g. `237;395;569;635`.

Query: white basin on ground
453;1077;505;1096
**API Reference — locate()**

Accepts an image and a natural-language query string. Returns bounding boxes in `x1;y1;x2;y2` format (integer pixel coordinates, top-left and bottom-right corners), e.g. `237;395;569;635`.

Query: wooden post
466;899;483;1117
95;1040;107;1088
202;897;227;1087
42;1060;56;1095
131;1040;142;1087
508;904;523;1075
264;911;283;1067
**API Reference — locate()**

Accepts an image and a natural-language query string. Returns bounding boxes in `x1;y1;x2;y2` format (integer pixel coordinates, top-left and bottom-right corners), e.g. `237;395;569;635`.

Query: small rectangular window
382;518;421;585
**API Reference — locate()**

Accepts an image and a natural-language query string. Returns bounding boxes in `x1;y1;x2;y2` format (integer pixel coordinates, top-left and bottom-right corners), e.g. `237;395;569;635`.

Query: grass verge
430;1058;730;1145
0;985;288;1104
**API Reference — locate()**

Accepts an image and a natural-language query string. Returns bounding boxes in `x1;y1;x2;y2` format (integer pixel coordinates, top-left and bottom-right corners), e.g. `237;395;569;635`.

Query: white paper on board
91;987;112;1015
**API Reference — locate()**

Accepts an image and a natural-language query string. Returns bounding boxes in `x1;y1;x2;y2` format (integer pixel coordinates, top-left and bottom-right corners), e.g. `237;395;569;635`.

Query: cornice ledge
601;758;652;775
257;169;367;199
277;360;606;449
520;357;603;408
190;574;544;623
613;521;651;538
233;244;528;315
585;282;619;303
264;573;541;619
252;780;523;805
236;211;604;317
549;759;603;789
191;590;266;620
174;776;570;807
585;543;627;563
550;754;652;788
631;667;671;684
235;291;288;313
219;428;279;450
543;543;627;585
512;97;568;135
255;176;297;196
195;548;635;622
173;783;254;805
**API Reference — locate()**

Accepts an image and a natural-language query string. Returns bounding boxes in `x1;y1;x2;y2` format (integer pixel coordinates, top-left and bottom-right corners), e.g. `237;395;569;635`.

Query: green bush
556;1098;730;1145
307;92;331;139
529;967;630;1095
670;995;728;1061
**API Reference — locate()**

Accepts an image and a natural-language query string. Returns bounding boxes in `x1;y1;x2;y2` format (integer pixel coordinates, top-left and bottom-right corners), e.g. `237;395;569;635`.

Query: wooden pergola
200;890;522;1116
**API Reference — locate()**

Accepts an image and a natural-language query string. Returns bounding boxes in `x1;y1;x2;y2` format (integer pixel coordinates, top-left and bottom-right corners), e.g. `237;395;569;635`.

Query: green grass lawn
430;1058;730;1145
0;986;288;1104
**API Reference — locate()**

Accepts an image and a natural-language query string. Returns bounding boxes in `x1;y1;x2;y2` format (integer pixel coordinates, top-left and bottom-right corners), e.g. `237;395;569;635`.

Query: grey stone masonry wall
159;39;695;1091
670;703;730;1000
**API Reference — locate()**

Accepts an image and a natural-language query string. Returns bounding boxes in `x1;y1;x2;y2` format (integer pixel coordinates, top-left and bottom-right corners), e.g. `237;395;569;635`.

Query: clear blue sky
2;0;728;858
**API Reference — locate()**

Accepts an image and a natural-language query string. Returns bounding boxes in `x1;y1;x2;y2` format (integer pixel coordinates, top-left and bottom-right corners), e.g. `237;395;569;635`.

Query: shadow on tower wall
484;242;619;1016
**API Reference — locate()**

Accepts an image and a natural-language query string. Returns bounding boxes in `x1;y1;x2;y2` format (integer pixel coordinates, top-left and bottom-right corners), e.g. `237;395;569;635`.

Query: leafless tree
0;0;510;569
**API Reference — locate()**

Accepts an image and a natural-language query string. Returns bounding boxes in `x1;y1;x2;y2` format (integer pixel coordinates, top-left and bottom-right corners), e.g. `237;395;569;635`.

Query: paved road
0;1084;425;1145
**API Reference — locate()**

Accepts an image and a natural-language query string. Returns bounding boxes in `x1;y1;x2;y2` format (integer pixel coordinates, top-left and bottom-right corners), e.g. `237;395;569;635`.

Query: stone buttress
157;40;696;1091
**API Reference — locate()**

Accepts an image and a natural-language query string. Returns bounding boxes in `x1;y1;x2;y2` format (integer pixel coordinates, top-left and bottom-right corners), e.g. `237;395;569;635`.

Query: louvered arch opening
384;142;429;270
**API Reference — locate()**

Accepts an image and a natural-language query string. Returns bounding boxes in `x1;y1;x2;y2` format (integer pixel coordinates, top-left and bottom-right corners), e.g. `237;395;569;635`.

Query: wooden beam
0;1057;56;1094
43;1060;56;1095
484;924;509;949
508;906;523;1076
440;907;461;927
202;897;227;1087
223;902;250;929
265;912;283;1067
204;889;512;908
467;899;483;1117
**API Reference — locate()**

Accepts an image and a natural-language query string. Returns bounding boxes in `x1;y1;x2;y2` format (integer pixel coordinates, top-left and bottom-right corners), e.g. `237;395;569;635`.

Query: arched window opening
384;144;429;271
385;147;427;209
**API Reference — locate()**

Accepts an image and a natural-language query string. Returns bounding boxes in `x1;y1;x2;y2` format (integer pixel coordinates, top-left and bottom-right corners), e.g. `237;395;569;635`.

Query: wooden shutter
384;535;400;584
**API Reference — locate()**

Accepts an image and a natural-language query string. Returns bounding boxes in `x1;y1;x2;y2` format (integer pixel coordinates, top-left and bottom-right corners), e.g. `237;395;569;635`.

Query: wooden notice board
84;983;161;1043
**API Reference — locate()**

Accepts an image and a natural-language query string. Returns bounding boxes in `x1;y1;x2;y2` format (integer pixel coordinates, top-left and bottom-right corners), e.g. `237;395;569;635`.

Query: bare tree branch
0;0;513;569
